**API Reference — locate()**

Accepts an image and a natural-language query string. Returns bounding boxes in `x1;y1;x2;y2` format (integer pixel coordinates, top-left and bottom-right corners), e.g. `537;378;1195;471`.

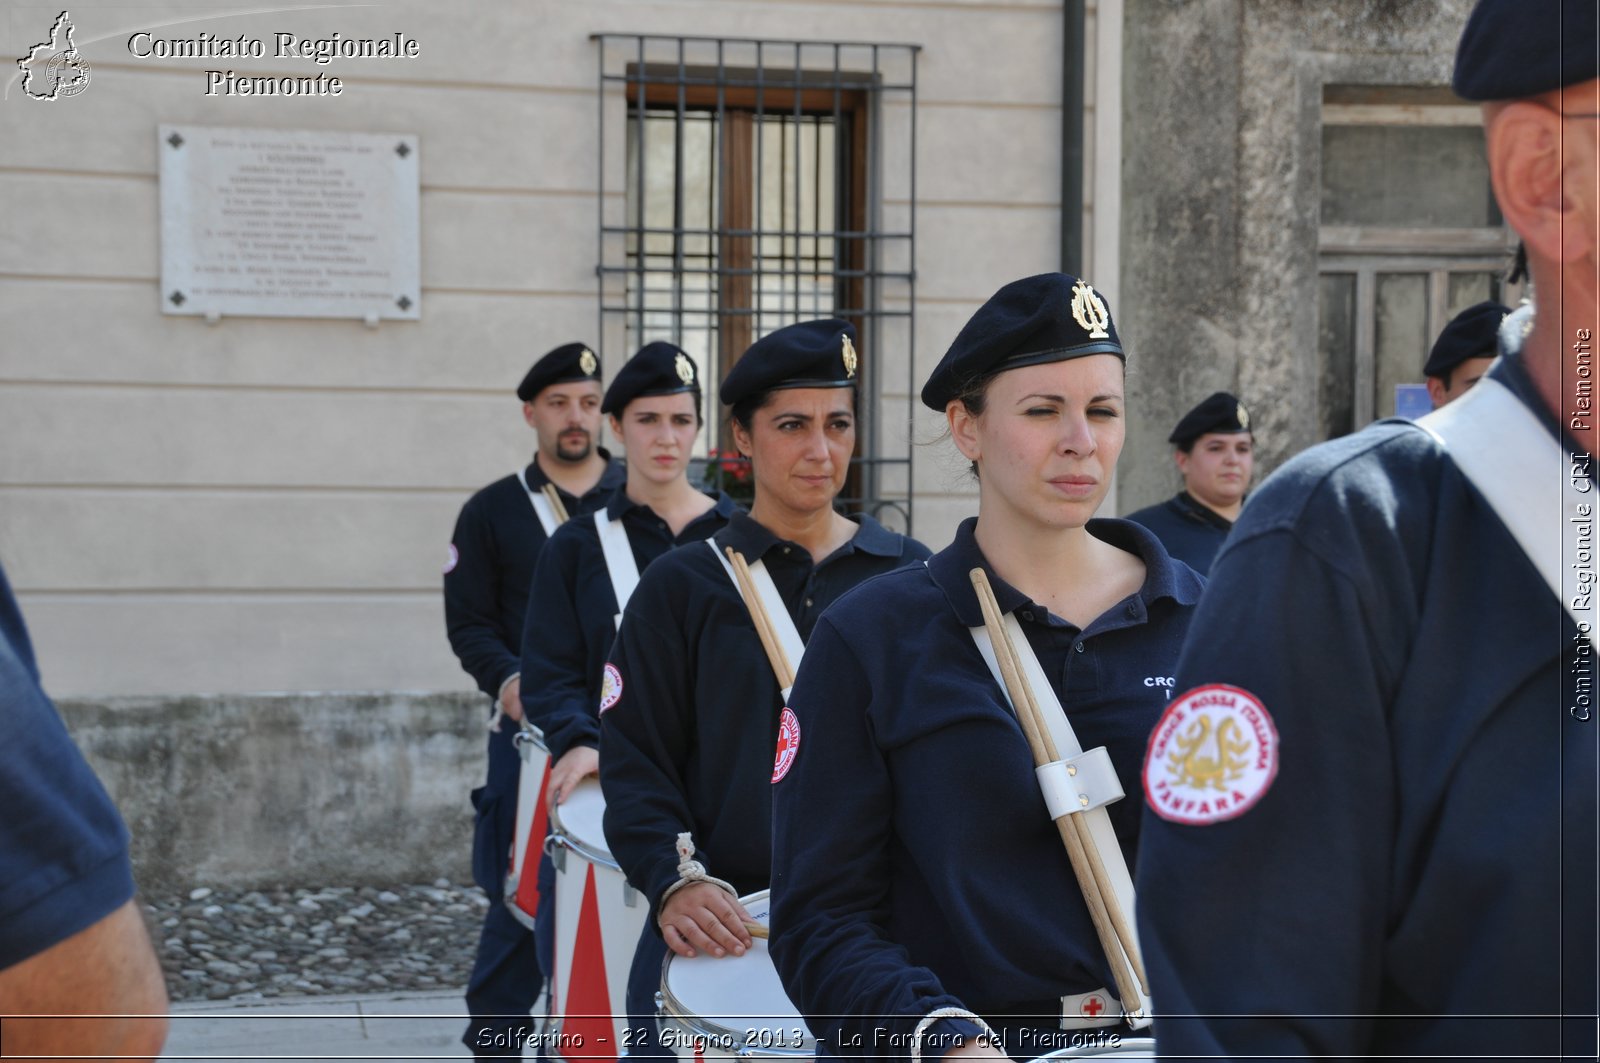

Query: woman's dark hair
946;370;1000;479
950;370;997;419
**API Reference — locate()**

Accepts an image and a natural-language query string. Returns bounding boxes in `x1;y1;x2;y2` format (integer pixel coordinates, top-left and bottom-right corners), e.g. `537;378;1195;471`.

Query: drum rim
549;790;622;872
657;890;815;1054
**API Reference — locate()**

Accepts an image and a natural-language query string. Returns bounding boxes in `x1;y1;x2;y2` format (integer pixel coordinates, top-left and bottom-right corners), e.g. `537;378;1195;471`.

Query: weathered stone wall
1117;0;1475;510
59;692;485;891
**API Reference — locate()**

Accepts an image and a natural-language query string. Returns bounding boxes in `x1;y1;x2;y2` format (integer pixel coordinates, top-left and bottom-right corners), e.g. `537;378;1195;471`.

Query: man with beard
444;341;624;1060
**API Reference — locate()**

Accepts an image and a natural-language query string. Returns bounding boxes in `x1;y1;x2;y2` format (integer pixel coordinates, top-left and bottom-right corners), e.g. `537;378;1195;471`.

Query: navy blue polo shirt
444;452;625;696
521;486;739;761
598;511;929;918
1135;343;1599;1058
0;563;135;969
769;517;1202;1059
1123;491;1234;575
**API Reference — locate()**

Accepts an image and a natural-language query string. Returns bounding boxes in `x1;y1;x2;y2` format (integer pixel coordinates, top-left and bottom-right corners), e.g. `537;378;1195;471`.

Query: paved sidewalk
160;989;480;1061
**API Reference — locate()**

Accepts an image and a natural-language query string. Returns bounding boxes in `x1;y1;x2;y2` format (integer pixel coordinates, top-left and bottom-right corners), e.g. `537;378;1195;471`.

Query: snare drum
1032;1038;1157;1060
550;778;646;1060
657;890;815;1061
504;723;552;931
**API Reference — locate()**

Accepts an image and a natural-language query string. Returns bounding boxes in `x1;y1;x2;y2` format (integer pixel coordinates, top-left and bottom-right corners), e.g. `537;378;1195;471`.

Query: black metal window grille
592;34;919;533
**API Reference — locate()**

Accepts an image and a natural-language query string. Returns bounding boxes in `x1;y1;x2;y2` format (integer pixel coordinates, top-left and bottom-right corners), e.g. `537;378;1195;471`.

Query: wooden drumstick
742;920;770;940
981;587;1149;995
541;482;571;525
981;573;1148;998
969;568;1148;1008
726;547;796;690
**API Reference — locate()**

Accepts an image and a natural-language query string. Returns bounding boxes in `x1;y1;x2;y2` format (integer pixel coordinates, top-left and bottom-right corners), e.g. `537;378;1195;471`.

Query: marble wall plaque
159;125;420;320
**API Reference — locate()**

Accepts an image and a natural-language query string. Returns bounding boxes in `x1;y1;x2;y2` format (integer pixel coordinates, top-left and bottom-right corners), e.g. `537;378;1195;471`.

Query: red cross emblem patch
771;708;801;783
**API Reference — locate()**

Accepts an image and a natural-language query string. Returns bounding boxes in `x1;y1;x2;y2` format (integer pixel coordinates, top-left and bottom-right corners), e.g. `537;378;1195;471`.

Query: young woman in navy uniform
598;320;930;1055
522;342;739;811
518;343;738;1055
768;274;1202;1061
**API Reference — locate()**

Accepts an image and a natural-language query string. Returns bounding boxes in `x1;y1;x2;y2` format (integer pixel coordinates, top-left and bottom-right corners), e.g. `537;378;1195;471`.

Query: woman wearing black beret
598;320;930;1057
770;274;1201;1061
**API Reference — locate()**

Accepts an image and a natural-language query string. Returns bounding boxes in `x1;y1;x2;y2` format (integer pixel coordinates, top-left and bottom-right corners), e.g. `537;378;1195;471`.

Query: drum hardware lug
514;721;547;750
548;839;567;873
653;990;665;1013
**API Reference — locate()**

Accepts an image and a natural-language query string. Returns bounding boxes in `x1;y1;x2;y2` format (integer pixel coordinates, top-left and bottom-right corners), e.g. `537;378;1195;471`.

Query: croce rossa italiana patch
1143;683;1279;825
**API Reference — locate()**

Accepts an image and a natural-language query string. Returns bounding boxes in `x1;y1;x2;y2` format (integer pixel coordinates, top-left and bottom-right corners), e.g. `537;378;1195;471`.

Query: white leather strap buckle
1035;747;1124;818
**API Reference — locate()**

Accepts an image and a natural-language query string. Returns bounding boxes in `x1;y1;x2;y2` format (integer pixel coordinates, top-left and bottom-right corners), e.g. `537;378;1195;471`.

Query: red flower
707;448;752;483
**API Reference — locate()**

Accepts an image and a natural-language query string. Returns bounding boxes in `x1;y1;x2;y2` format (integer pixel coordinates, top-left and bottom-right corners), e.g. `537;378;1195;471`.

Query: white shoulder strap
709;541;806;700
515;468;560;537
969;617;1152;1024
594;510;642;632
1416;375;1597;652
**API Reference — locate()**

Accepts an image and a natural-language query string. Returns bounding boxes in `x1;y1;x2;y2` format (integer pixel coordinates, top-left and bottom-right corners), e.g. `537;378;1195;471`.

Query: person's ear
948;401;981;464
731;418;754;458
1487;102;1591;265
1426;376;1449;409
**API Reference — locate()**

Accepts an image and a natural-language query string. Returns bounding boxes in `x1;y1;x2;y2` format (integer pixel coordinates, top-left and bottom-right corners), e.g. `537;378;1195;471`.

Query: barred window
594;35;919;531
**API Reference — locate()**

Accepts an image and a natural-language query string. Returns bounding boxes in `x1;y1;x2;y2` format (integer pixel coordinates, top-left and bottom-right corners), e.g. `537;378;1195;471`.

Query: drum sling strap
516;467;562;537
661;544;808;911
488;468;567;732
710;541;806;701
1416;374;1599;653
594;510;641;632
968;617;1153;1030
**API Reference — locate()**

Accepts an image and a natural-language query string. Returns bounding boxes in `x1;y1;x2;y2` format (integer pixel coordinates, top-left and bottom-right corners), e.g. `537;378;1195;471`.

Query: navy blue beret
1169;392;1252;448
719;319;859;407
920;273;1124;412
602;342;702;415
517;342;601;402
1454;0;1599;100
1424;301;1509;378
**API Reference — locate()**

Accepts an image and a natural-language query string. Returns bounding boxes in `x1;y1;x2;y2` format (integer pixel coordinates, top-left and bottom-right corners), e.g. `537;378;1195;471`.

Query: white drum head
660;891;814;1053
550;778;616;869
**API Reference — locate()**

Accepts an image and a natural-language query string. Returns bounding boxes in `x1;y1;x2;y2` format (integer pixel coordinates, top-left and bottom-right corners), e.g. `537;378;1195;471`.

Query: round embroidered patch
443;543;459;574
771;707;801;783
1079;993;1110;1021
1143;683;1279;825
599;664;623;714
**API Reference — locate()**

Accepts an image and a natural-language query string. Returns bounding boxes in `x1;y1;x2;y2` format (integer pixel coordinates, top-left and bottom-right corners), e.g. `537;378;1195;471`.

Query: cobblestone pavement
143;881;488;1003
